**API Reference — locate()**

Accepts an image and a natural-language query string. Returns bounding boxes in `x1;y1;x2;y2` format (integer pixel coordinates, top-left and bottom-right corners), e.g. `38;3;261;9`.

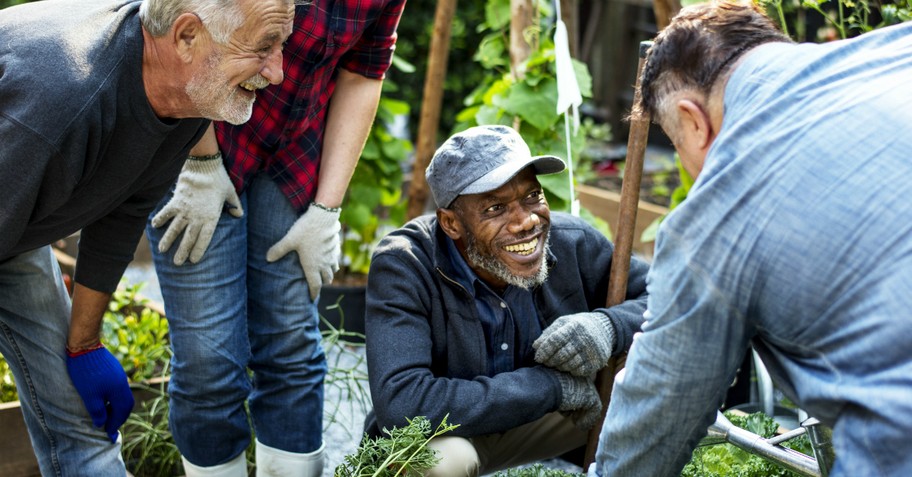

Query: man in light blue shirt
592;2;912;476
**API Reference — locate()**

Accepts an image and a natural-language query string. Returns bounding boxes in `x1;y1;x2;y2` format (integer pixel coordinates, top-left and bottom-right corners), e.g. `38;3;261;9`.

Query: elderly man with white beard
144;0;406;475
0;0;297;475
362;125;650;477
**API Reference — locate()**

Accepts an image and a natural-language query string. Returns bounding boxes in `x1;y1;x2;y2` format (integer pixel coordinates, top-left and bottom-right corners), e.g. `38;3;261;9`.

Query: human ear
171;13;205;63
676;99;714;151
436;208;464;242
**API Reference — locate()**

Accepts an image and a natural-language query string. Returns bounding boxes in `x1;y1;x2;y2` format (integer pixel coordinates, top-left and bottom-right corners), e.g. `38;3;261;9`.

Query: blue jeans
0;246;126;476
146;173;326;467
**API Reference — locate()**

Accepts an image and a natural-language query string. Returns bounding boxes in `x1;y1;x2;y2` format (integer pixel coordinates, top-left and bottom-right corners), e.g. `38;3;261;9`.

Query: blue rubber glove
66;345;134;443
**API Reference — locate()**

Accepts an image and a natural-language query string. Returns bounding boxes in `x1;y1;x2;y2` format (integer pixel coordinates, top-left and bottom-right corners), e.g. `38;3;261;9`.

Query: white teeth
504;237;538;255
239;83;256;91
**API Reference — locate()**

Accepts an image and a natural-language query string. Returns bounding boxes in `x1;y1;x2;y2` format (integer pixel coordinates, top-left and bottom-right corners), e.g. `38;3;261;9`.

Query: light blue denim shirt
594;22;912;476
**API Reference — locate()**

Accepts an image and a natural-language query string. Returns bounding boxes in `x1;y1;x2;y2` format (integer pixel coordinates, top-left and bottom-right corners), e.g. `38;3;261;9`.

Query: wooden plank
0;376;170;477
577;183;668;259
0;402;41;477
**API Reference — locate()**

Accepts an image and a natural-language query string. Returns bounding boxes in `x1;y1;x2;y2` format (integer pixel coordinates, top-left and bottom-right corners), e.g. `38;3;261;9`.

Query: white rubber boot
255;439;325;477
181;452;247;477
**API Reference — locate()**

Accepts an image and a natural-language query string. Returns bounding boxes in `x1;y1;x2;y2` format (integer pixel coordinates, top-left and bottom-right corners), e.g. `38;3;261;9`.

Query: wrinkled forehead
234;0;295;41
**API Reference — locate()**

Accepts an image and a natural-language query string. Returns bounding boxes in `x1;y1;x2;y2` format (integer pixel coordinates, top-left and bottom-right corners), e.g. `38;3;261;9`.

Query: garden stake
584;40;653;468
406;0;457;220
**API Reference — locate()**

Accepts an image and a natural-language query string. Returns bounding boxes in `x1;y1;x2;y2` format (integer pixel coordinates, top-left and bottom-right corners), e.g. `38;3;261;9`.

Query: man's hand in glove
266;203;341;301
66;345;135;443
151;154;243;265
551;369;602;430
533;311;617;377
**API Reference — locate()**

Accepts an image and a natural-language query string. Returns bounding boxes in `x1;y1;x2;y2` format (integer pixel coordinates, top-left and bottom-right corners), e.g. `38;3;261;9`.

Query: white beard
185;51;256;125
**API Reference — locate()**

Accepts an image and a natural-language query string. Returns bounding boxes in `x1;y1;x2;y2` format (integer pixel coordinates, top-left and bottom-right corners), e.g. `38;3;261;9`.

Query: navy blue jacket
364;213;649;437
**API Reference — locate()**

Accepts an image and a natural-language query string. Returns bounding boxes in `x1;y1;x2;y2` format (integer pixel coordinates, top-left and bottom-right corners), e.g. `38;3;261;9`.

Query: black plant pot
318;285;366;343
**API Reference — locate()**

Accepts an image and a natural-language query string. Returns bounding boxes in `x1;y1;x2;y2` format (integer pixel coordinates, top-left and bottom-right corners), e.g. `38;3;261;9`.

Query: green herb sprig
334;415;459;477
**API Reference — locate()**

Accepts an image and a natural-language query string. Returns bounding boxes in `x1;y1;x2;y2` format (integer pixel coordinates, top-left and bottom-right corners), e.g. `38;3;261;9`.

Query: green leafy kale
680;411;814;477
493;463;584;477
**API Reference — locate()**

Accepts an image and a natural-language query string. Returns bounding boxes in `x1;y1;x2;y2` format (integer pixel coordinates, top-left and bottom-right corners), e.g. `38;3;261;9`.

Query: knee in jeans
427;436;480;477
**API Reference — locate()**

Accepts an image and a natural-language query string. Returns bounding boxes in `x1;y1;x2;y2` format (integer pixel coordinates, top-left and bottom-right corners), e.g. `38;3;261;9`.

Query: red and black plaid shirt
214;0;405;212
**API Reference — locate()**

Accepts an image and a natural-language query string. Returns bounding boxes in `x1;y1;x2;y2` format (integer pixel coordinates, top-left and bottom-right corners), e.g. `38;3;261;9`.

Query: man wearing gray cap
363;125;650;476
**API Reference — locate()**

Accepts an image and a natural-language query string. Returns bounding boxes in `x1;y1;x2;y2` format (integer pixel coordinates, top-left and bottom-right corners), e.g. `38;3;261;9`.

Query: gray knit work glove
266;204;341;301
151;155;243;265
533;311;617;377
553;370;602;430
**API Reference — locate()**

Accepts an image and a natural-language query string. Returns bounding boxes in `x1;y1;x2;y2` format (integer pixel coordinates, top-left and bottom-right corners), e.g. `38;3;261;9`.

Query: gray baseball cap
425;125;566;208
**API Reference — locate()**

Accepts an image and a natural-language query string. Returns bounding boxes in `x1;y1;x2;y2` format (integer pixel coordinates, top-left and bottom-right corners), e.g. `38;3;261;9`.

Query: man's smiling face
186;0;294;124
441;167;551;291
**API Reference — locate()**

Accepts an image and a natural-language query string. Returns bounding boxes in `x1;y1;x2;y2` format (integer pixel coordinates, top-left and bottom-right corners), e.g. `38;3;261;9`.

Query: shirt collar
444;235;481;298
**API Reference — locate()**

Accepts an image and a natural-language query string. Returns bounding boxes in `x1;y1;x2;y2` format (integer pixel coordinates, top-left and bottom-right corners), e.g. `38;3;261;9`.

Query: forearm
67;283;111;351
374;367;560;438
188;123;219;156
365;255;561;436
315;69;384;208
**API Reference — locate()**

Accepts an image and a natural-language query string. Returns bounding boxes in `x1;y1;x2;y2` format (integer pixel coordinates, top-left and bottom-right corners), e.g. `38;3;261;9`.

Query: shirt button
499;302;507;308
501;343;509;351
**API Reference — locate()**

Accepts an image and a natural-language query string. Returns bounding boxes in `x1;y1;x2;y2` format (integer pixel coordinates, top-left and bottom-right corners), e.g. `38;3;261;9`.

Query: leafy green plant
0;0;33;9
681;411;813;477
103;281;172;383
493;464;583;477
759;0;911;40
334;415;459;477
0;355;18;403
120;368;183;477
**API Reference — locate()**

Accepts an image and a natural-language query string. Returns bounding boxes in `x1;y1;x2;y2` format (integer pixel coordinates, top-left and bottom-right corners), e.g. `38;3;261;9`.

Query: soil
583;142;681;208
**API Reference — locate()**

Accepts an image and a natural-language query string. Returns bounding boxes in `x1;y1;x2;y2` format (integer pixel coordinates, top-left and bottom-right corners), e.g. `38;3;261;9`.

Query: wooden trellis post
406;0;458;219
583;40;653;469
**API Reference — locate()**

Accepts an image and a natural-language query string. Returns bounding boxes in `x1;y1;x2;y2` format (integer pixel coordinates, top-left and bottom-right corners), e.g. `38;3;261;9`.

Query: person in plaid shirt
146;1;406;475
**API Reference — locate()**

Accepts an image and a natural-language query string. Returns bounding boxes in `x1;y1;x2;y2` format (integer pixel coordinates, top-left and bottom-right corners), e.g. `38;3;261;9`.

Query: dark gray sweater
364;213;649;438
0;0;207;292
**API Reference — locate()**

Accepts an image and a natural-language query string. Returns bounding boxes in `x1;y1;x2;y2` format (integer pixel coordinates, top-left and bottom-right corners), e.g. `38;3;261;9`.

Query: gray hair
140;0;245;44
637;1;792;128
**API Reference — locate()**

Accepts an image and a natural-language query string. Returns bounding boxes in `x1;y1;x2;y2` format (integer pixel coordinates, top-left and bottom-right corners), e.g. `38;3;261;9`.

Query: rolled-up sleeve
339;0;406;79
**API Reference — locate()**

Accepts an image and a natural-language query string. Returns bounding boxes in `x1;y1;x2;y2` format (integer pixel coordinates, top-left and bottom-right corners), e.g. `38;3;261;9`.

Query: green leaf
475;104;507;126
484;0;511;30
379;97;410;117
380;138;412;164
390;54;416;74
347;184;383;212
538;171;572;205
500;79;559;131
360;136;380;161
474;33;508;69
340;202;375;234
640;216;662;243
571;59;593;98
456;105;482;123
482;76;512;105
